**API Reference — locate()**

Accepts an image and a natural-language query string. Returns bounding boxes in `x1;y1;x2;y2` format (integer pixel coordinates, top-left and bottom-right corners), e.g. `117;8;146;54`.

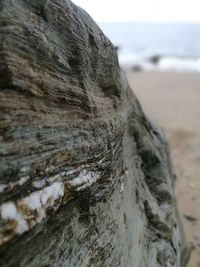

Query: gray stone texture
0;0;189;266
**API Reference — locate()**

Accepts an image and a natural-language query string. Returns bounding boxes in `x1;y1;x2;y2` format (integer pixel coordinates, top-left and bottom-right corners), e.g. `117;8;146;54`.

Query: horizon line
98;20;200;24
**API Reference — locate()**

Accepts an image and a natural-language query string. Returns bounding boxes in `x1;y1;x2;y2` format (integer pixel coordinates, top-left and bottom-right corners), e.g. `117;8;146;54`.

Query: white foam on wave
118;51;200;72
158;57;200;72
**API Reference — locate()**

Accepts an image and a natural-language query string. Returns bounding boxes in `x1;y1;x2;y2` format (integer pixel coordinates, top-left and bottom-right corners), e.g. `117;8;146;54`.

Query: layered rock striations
0;0;188;266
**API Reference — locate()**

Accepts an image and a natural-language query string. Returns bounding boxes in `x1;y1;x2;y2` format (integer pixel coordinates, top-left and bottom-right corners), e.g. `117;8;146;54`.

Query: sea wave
119;52;200;72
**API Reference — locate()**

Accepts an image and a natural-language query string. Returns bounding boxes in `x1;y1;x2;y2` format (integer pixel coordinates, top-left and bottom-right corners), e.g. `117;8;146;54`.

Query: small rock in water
131;64;143;72
148;54;161;64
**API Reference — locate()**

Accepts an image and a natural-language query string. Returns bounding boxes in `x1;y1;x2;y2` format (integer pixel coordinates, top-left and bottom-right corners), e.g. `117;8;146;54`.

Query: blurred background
74;1;200;266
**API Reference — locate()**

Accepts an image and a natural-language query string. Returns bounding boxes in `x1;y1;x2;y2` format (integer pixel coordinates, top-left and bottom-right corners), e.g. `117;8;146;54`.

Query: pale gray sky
73;0;200;23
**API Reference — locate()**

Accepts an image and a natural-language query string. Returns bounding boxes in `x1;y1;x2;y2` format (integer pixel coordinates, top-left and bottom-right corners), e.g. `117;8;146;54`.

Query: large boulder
0;0;189;266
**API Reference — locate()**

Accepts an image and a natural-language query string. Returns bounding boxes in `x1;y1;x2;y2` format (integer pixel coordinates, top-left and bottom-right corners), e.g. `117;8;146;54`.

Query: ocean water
99;22;200;72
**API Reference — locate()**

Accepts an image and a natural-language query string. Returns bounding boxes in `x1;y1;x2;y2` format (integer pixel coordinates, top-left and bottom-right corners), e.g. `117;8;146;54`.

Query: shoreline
119;55;200;73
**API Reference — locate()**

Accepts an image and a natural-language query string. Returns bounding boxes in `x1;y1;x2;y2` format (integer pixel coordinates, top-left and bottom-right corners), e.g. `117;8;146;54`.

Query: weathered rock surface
0;0;188;266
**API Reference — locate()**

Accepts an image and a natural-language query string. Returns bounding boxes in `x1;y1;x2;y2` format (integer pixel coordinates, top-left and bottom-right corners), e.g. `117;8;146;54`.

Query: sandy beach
126;70;200;267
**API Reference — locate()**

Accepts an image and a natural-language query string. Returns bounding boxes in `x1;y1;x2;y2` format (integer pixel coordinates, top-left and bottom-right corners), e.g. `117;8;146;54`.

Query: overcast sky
73;0;200;23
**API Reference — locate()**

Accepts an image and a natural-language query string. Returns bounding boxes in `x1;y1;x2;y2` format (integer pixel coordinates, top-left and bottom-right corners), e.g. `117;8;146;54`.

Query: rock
114;45;121;52
0;0;188;266
184;213;198;222
148;54;161;64
131;64;143;72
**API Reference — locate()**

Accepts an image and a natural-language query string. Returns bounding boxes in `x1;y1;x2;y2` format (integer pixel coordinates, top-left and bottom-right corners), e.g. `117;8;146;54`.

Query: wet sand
126;70;200;267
